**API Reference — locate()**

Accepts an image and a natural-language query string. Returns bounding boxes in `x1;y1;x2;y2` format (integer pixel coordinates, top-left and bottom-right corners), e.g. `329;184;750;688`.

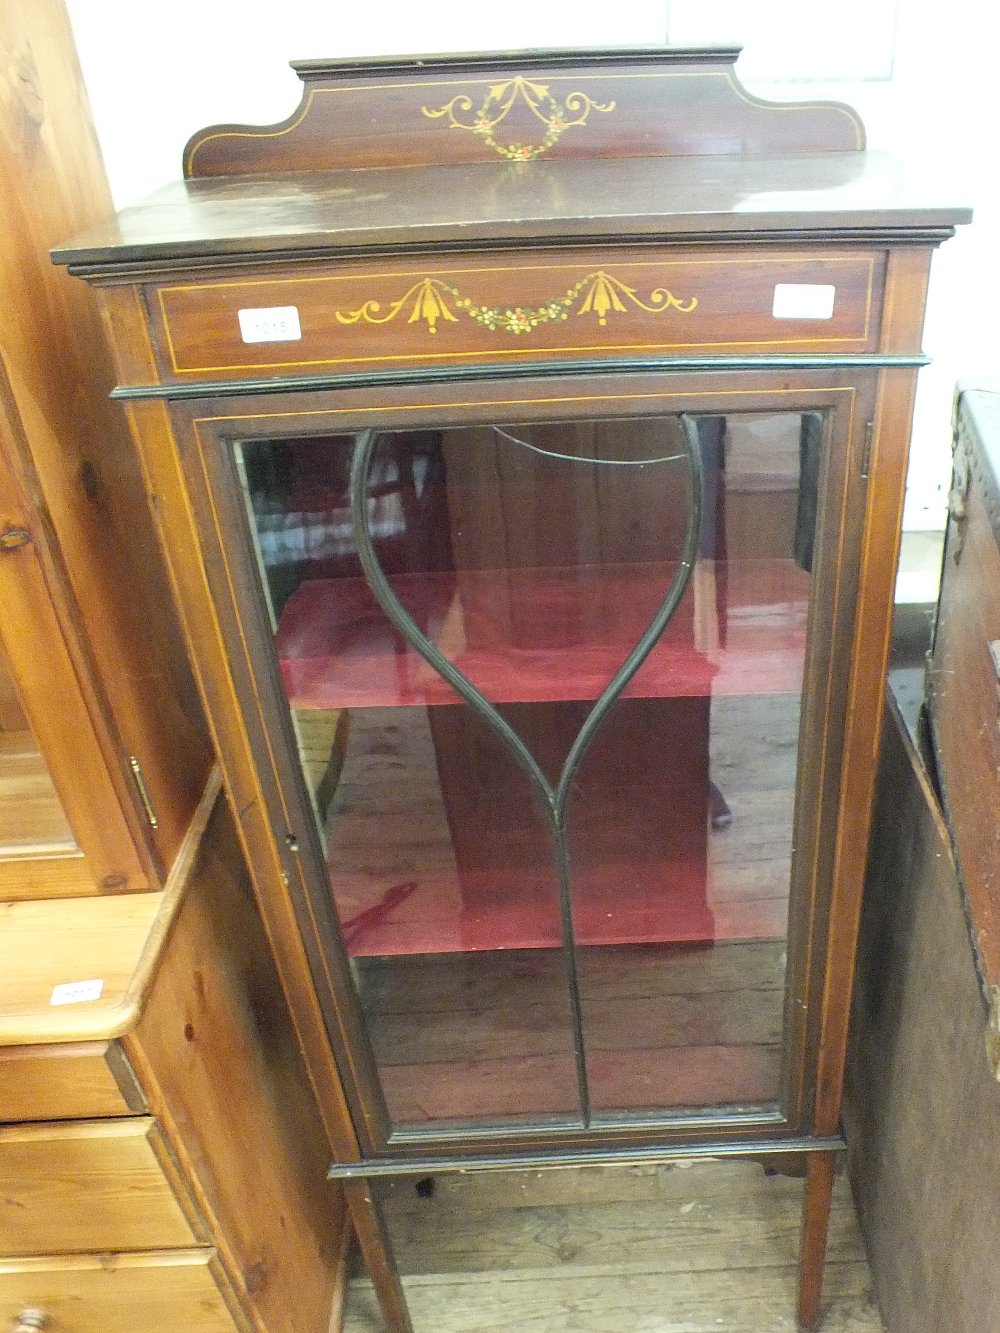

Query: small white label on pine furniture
50;979;105;1005
772;284;837;319
237;306;303;343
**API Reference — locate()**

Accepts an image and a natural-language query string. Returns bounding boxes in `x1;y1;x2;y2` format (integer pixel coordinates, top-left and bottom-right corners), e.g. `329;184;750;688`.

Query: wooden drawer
928;386;1000;991
0;1043;145;1124
0;1119;202;1256
0;1250;240;1332
150;247;884;381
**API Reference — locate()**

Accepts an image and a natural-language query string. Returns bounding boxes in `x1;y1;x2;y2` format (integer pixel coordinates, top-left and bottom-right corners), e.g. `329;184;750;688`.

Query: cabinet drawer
0;1043;145;1123
0;1250;240;1332
151;248;883;381
0;1118;202;1255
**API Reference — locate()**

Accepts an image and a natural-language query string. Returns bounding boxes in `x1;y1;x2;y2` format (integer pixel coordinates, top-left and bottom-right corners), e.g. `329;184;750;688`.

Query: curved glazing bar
349;423;703;1124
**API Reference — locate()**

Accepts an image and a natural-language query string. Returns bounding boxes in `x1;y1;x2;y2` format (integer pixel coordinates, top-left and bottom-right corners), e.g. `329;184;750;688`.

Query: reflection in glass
0;638;76;858
238;411;817;1130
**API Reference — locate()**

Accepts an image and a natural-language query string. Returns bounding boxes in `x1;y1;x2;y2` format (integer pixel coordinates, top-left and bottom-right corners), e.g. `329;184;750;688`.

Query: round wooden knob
0;527;32;553
13;1311;47;1333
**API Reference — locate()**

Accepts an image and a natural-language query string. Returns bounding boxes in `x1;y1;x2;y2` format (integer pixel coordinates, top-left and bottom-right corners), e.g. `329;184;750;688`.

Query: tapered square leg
343;1177;414;1332
797;1150;836;1330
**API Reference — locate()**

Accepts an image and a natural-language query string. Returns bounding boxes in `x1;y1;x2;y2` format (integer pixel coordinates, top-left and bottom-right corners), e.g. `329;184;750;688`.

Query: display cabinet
55;47;969;1329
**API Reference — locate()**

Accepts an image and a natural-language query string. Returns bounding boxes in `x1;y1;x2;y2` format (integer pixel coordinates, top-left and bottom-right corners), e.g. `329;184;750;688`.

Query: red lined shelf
322;691;794;959
277;559;809;710
331;859;787;958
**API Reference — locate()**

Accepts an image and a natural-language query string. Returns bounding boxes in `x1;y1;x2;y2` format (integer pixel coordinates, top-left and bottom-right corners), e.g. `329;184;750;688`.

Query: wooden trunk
926;385;1000;1007
846;690;1000;1332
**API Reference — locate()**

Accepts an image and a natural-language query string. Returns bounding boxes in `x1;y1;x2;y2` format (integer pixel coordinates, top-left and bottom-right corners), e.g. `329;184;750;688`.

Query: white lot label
50;979;104;1006
237;306;302;343
772;284;836;320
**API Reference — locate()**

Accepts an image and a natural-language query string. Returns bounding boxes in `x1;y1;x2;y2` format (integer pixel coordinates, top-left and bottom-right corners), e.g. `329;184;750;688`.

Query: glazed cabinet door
170;368;876;1154
0;410;149;900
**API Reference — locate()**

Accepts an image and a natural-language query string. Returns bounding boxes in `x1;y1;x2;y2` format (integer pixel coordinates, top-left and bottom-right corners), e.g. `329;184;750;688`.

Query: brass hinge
129;755;159;828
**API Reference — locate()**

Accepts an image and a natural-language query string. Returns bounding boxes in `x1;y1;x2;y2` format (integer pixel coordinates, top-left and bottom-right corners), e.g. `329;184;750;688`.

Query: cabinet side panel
126;794;347;1333
120;394;367;1167
812;367;918;1131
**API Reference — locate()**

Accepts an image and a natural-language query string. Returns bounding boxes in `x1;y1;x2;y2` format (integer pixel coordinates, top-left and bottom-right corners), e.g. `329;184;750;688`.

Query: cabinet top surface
54;151;970;272
54;47;969;273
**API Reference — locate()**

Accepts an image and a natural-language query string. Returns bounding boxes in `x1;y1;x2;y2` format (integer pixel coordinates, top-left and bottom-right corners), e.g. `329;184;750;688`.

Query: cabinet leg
343;1177;415;1332
797;1150;836;1331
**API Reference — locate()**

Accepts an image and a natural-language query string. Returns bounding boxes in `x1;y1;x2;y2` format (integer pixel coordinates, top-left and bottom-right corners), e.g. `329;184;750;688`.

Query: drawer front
151;248;884;380
0;1118;202;1256
0;1043;145;1124
0;1250;241;1333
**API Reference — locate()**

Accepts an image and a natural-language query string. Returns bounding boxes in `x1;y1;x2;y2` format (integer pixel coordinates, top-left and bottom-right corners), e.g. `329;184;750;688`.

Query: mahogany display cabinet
55;48;969;1330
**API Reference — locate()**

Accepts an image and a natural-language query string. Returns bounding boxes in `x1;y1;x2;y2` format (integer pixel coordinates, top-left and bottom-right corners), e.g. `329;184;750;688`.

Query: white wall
64;1;999;527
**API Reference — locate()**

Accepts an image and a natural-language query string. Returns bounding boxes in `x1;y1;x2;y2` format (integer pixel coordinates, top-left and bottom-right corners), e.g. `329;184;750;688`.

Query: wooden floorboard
364;943;786;1122
342;1161;882;1332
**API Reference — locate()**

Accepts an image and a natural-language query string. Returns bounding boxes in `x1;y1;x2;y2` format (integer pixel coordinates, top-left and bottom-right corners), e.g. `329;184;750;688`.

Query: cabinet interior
237;409;816;1129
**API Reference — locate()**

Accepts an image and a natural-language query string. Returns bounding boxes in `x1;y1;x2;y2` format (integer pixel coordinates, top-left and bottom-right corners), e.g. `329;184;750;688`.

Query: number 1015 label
237;306;303;344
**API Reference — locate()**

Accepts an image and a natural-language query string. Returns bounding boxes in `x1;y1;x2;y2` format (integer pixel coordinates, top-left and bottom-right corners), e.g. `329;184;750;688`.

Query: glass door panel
570;413;814;1115
237;409;818;1131
239;432;582;1129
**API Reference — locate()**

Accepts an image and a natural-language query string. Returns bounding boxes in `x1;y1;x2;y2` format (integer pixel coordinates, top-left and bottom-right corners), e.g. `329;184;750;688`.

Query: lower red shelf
283;562;803;958
334;859;788;958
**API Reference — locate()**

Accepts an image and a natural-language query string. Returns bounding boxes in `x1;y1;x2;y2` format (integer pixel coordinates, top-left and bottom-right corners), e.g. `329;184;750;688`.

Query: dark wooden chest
928;385;1000;1043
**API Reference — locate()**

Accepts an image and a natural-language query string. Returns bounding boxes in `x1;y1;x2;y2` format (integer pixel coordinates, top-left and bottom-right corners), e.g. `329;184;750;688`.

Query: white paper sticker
772;284;837;320
50;979;104;1006
237;306;302;344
